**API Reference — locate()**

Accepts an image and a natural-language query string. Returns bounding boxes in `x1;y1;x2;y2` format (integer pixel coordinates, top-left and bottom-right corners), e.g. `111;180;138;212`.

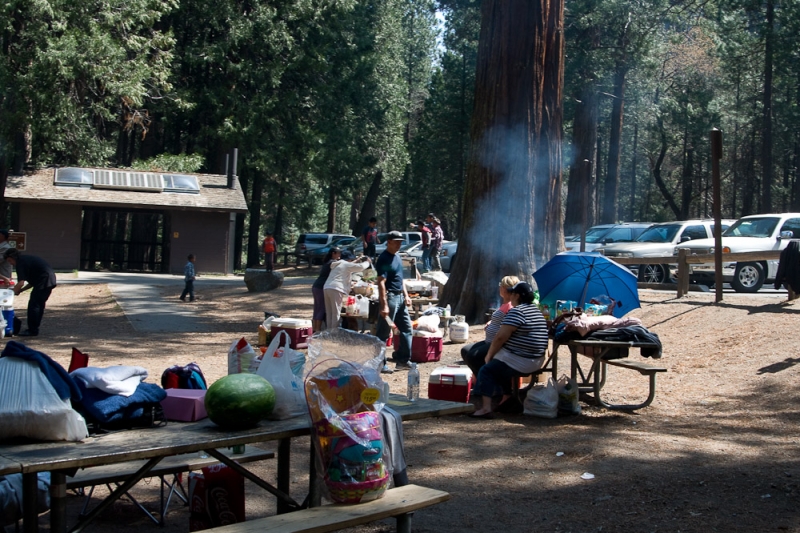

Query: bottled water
407;363;420;402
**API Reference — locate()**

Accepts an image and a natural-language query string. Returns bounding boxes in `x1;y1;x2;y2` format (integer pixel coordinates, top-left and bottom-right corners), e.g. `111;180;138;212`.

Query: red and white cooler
270;318;312;350
428;365;473;403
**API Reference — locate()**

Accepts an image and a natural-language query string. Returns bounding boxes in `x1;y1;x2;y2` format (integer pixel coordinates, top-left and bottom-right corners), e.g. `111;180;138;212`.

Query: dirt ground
12;266;800;532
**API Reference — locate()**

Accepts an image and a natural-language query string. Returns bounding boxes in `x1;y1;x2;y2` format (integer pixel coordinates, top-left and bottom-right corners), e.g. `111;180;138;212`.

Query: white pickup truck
674;213;800;292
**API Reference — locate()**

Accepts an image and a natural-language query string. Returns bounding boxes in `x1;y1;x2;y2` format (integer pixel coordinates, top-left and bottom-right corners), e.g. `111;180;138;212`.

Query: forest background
1;0;798;271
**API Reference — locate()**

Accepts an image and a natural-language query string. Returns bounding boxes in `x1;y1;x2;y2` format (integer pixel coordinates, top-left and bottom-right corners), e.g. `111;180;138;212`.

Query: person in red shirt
262;231;277;272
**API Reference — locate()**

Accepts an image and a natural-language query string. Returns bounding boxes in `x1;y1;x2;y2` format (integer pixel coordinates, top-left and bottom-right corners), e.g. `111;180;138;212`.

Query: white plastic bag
228;337;257;375
255;331;306;420
523;377;558;419
557;374;581;415
0;358;88;441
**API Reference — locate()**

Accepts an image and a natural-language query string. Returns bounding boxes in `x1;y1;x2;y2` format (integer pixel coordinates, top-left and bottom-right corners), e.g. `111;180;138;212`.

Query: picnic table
0;395;473;533
551;339;667;410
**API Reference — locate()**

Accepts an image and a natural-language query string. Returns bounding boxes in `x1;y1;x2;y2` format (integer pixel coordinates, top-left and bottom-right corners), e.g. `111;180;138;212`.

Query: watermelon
204;374;276;429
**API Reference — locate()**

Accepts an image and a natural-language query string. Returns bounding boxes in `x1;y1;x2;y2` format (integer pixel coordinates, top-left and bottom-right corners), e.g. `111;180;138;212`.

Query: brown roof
4;168;249;213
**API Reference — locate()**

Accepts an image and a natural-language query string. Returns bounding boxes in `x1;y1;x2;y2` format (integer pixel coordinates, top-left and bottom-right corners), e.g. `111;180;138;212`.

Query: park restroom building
3;167;248;275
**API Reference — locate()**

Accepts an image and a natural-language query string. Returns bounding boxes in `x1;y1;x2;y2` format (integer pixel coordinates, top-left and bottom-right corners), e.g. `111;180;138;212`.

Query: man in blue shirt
375;231;413;371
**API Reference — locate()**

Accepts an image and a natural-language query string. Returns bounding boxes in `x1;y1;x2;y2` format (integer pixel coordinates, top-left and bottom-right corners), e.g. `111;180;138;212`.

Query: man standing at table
375;231;413;371
3;248;57;337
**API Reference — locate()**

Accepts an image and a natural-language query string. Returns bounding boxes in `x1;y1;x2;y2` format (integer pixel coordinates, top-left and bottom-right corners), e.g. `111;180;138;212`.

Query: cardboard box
428;365;473;403
161;389;207;421
393;334;443;363
270;318;312;350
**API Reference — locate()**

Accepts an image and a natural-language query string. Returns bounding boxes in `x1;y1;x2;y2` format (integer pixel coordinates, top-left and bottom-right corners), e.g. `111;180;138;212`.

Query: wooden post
710;128;724;303
677;248;689;298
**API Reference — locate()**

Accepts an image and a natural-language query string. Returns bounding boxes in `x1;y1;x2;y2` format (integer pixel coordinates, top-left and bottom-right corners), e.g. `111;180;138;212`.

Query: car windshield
723;217;779;238
636;224;680;243
331;236;354;245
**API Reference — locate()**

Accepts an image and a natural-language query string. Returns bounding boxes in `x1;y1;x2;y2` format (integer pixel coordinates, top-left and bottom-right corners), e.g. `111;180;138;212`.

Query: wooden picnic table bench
205;484;450;533
560;339;667;410
66;446;274;526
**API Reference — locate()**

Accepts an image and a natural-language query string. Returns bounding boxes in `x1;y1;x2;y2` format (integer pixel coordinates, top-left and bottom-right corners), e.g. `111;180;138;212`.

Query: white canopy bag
0;358;88;442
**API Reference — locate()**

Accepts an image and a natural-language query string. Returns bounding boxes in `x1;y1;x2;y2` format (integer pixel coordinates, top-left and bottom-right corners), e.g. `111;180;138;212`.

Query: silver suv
565;222;653;253
294;233;352;264
674;213;800;292
596;219;734;283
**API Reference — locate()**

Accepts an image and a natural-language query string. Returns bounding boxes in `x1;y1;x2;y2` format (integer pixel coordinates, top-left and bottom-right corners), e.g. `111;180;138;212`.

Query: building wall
16;203;234;274
17;203;82;270
169;210;232;275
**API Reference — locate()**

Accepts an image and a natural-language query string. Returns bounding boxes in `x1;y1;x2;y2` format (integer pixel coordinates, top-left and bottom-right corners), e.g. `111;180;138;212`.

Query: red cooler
428;366;473;403
270;318;312;350
393;334;443;363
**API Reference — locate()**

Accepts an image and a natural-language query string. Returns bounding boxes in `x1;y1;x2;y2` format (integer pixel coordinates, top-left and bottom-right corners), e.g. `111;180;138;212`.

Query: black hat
330;246;342;253
386;231;405;241
510;282;535;304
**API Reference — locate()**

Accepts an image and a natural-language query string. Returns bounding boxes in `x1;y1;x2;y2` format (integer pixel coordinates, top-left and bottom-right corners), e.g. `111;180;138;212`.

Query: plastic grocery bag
523;377;558;419
255;331;306;420
0;357;88;441
227;337;257;375
557;374;581;415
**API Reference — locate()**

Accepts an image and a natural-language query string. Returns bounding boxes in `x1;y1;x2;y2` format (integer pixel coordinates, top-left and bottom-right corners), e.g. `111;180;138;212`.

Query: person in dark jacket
3;249;57;337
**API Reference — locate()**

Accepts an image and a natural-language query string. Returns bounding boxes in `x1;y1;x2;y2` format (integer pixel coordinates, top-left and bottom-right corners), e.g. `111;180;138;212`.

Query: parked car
404;240;458;273
374;231;422;256
305;235;358;264
294;233;352;265
595;219;735;283
674;213;800;292
564;222;653;252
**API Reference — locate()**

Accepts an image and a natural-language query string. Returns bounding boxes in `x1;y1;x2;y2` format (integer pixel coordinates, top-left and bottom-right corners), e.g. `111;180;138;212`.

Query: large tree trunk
602;63;626;224
761;0;775;213
443;0;565;324
326;185;336;233
564;84;597;238
246;171;264;267
355;169;383;237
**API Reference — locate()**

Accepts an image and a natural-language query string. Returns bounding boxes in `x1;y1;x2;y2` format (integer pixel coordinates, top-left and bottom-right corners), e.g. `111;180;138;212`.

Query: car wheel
731;262;765;293
637;263;669;283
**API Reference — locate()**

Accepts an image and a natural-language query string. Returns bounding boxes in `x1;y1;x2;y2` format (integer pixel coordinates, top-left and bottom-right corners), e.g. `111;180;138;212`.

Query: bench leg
594;371;659;410
22;473;39;533
396;513;412;533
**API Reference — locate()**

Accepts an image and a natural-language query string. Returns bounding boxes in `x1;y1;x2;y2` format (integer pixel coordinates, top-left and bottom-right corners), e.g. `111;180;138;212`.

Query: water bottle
407;363;420;402
444;304;451;317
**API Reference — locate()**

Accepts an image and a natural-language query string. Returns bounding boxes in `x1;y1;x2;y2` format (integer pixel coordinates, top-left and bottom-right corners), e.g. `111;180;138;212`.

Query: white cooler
428;365;473;403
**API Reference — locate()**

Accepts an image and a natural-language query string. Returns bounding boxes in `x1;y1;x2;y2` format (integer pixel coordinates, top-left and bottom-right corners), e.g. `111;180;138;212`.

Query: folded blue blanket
75;380;166;424
0;341;82;401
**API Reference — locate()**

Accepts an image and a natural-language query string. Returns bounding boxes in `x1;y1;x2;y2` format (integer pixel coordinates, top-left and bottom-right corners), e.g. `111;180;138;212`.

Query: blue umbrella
532;252;640;317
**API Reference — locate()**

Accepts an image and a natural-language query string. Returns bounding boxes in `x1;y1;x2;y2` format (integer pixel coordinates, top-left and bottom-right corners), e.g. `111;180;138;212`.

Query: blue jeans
180;279;195;301
376;293;413;364
473;358;524;398
421;248;432;271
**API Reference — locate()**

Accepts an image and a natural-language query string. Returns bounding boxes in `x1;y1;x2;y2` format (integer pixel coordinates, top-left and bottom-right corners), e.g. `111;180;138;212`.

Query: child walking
180;254;196;302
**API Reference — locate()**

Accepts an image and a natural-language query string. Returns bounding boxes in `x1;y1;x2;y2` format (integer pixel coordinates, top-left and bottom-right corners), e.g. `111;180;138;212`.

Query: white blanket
71;366;149;397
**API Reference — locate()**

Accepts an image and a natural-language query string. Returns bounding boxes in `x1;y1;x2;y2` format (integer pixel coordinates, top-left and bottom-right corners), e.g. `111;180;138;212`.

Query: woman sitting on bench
460;275;519;376
470;282;548;419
